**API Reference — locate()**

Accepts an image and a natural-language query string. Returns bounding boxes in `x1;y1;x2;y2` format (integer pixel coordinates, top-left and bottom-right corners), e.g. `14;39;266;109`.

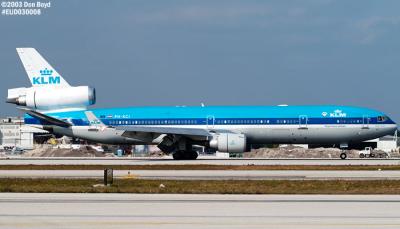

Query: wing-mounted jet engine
6;48;95;111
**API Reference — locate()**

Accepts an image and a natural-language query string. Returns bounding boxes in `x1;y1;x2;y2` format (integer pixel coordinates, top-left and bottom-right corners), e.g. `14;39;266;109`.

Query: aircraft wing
116;126;213;138
82;112;212;138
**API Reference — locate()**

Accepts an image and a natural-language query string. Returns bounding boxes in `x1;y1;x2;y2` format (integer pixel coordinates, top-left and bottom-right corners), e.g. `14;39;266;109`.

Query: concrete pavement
0;193;400;229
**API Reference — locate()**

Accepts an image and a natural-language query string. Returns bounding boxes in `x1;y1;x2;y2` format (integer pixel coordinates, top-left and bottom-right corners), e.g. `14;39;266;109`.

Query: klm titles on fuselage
322;110;347;118
32;68;60;85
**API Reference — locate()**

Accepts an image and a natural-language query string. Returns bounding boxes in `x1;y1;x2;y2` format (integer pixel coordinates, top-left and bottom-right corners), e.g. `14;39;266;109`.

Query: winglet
84;111;106;127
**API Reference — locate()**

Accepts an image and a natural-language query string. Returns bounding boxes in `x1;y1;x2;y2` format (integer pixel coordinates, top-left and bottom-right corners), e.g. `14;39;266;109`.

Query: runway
1;157;400;165
0;193;399;229
2;169;400;180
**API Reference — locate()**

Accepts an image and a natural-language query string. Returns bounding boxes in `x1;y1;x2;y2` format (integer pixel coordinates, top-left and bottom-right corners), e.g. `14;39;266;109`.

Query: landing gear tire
172;152;183;160
340;152;347;160
187;151;198;160
172;150;198;160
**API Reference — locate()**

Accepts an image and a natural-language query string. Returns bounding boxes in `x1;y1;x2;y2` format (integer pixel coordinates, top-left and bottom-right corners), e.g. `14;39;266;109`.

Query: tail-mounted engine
7;86;95;111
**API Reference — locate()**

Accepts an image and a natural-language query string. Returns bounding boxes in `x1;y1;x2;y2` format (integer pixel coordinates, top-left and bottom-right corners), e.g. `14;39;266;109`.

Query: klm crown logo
32;68;61;85
40;69;53;75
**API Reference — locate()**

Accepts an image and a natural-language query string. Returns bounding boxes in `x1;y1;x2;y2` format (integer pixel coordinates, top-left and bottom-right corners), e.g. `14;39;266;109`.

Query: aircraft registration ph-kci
6;48;397;159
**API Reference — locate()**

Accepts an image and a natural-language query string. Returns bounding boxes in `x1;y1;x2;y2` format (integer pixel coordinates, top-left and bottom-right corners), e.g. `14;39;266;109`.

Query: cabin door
299;115;308;129
206;115;215;129
362;115;369;129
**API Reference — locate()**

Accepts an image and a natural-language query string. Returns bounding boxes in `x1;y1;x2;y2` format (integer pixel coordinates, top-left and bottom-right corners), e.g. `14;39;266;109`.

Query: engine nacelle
209;133;246;153
7;86;95;110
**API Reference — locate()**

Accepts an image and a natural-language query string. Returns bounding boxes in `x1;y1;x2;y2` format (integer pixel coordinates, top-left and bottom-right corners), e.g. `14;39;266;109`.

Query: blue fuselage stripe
23;105;397;127
24;117;395;126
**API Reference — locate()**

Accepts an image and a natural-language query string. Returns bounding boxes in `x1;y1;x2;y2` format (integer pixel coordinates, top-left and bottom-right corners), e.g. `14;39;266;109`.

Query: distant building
365;134;399;152
0;117;48;150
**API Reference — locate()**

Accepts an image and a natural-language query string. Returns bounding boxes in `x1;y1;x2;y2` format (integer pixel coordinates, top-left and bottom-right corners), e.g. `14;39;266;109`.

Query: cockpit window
377;116;388;122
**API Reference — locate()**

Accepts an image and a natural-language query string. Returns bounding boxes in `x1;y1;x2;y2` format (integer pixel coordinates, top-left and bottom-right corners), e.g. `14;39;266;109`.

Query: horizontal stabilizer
18;107;72;127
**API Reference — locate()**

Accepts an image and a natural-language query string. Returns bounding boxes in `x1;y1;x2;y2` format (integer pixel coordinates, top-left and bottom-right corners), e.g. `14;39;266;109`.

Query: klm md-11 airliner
7;48;397;159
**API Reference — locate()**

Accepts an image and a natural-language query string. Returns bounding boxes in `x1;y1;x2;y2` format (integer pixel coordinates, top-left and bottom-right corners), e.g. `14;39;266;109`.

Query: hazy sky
1;0;400;122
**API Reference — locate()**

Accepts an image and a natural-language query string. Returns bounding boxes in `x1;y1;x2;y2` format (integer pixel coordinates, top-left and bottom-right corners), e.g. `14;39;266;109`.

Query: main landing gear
172;150;198;160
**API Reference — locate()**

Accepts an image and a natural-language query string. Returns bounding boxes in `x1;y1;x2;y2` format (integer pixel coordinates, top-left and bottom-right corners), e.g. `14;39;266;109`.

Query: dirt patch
2;178;400;194
244;145;394;158
23;145;109;157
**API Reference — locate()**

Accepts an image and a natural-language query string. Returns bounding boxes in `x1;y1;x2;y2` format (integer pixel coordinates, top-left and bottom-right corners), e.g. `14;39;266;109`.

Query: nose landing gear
339;143;349;160
340;151;347;160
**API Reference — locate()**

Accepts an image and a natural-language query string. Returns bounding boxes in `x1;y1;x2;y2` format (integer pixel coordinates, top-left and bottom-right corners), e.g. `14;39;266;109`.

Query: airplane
6;48;398;160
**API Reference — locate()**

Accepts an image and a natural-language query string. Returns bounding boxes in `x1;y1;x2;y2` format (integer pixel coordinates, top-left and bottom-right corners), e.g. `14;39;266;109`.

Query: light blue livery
8;48;398;160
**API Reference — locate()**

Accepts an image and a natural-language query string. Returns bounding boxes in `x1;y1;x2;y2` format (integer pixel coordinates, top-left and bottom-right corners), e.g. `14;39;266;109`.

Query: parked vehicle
11;146;25;154
359;147;390;158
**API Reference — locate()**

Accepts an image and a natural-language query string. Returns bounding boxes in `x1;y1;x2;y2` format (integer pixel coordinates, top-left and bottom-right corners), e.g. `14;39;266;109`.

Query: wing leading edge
116;126;212;138
22;109;217;139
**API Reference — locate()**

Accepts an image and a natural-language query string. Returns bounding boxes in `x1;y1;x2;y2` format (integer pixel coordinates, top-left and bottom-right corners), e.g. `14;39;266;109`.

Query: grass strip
2;178;400;194
1;164;400;170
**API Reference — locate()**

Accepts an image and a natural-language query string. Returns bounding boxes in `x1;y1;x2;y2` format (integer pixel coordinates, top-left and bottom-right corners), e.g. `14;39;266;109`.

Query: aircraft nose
385;116;397;133
386;124;398;135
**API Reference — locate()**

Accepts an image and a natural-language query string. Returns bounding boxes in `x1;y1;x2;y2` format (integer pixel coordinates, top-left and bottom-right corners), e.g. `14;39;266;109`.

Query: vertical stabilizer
16;48;70;87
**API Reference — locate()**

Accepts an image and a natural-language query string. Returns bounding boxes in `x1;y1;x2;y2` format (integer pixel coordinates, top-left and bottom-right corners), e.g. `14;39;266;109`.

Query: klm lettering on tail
32;68;61;85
